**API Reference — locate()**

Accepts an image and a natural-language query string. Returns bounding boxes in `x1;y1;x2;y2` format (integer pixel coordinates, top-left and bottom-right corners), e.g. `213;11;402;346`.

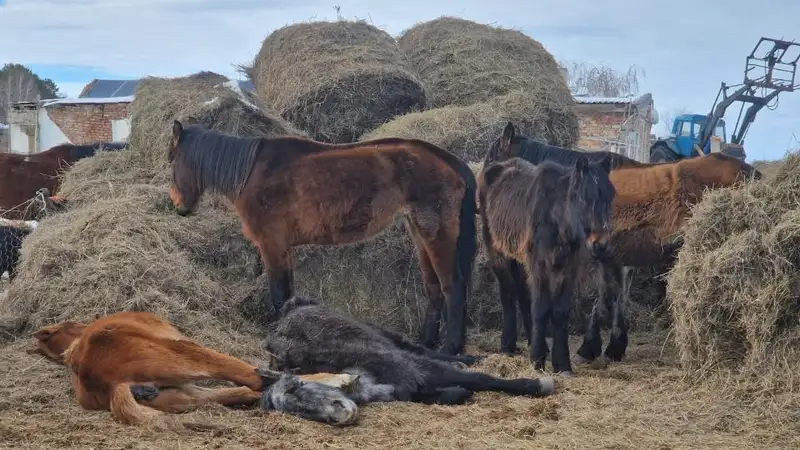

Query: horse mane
176;124;263;198
486;133;642;170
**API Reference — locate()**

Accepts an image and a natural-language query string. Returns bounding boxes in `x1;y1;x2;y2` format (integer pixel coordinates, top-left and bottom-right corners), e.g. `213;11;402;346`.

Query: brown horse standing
482;122;761;363
0;142;128;219
477;154;616;374
166;121;477;355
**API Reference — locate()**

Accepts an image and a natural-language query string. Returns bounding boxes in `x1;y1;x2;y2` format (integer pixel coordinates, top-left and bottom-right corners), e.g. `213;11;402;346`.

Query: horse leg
575;264;609;364
423;231;467;356
258;244;294;317
604;265;631;362
367;323;479;365
549;275;576;375
409;233;445;350
511;260;533;351
488;253;521;355
418;356;555;398
527;269;551;372
133;385;262;413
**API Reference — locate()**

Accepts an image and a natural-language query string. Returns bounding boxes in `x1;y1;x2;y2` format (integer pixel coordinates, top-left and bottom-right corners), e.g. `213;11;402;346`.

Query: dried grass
1;332;795;449
248;19;427;143
362;89;580;161
668;152;800;392
397;17;574;114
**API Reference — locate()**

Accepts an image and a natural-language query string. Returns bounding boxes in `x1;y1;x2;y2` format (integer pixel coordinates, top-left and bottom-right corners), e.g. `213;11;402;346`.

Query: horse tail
426;144;478;347
109;383;221;432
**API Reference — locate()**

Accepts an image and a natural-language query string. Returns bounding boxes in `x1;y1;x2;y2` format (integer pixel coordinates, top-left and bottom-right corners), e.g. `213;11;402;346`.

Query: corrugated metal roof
572;95;635;104
42;96;135;107
80;79;140;98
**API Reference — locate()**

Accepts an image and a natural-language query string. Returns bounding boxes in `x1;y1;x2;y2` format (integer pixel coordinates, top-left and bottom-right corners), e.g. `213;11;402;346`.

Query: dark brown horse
477;153;616;375
0;141;128;219
166;121;477;356
482;122;761;364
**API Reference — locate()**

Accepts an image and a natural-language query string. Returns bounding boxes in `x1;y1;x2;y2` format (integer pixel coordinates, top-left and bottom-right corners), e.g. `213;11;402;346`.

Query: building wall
574;102;654;163
7;107;37;154
38;108;72;151
44;102;130;145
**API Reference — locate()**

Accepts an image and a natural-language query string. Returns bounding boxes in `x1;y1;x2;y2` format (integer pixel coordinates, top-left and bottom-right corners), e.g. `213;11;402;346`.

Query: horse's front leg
527;270;550;372
258;245;294;318
550;275;576;376
488;254;521;355
576;263;609;363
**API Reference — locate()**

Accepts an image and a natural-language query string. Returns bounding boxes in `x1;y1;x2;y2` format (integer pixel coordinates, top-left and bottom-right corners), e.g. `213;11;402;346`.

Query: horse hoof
572;354;594;365
538;376;556;396
557;370;575;377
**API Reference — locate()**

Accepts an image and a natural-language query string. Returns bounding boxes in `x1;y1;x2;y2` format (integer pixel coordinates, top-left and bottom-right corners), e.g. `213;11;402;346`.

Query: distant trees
0;64;62;123
559;61;645;98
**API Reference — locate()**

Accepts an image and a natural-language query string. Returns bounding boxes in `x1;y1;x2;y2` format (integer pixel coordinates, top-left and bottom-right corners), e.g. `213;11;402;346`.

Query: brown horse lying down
28;311;364;430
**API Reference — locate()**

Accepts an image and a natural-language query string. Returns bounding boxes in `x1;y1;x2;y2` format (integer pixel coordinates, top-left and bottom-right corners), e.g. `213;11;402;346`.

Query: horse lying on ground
482;122;762;364
0;220;37;281
477;154;616;375
28;311;368;431
265;296;556;405
0;142;128;220
165;120;477;356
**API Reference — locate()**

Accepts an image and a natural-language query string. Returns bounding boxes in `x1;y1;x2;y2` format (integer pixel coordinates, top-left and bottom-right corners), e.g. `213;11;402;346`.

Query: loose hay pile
0;72;305;360
668;152;800;390
398;17;575;113
248;20;427;144
362;89;580;161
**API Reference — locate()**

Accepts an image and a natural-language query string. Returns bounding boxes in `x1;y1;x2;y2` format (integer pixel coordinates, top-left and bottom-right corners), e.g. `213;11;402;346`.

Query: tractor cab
670;114;727;158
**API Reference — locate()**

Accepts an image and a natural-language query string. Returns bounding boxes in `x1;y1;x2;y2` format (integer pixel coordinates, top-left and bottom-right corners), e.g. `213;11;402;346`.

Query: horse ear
598;154;613;174
482;163;507;188
172;120;183;143
500;122;515;151
33;328;53;341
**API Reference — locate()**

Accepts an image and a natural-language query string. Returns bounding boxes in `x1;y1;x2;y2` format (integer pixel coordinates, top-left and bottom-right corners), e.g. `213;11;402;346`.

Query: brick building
572;93;658;163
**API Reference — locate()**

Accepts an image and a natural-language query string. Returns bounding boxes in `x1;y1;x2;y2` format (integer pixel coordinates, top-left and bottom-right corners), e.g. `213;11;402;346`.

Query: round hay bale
362;89;580;161
667;152;800;389
397;16;574;111
249;20;427;143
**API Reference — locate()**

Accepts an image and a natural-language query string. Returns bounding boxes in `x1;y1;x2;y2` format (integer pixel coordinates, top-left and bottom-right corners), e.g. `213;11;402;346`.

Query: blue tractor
650;37;800;163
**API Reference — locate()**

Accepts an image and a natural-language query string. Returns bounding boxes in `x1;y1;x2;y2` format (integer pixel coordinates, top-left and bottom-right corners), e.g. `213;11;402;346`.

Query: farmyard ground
1;320;796;450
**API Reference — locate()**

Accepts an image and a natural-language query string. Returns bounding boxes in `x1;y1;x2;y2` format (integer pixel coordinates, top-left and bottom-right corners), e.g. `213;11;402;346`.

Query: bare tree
560;61;645;98
0;64;61;124
658;107;692;136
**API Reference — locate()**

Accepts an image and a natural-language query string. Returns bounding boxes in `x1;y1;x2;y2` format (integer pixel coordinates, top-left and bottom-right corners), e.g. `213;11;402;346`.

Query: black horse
0;224;32;281
477;147;616;374
264;296;556;405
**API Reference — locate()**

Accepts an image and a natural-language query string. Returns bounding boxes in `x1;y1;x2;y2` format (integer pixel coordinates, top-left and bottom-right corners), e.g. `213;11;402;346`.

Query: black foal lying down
264;296;556;406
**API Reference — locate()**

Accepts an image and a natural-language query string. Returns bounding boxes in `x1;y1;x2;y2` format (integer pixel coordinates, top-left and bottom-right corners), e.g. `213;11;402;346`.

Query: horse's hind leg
135;385;262;413
407;232;445;350
604;266;631;362
414;222;467;356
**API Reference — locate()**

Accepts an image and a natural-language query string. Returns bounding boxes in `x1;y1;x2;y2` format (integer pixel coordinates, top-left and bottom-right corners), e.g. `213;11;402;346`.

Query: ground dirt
1;324;796;450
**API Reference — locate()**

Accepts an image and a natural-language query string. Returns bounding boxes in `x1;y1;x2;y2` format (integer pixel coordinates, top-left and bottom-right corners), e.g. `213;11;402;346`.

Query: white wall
37;108;71;151
111;118;131;141
9;125;30;154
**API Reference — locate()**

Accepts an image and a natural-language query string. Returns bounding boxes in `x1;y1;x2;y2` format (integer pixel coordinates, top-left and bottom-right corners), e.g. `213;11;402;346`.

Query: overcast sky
1;0;798;162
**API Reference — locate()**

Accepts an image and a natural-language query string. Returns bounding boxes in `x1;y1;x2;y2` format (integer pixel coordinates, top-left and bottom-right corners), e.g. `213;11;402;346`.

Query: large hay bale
667;152;800;389
249;20;427;144
397;16;574;112
362;89;580;161
0;72;306;360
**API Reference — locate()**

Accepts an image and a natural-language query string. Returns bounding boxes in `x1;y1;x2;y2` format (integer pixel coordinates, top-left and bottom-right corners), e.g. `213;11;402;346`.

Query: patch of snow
216;79;259;111
41;95;135;107
203;97;219;106
0;123;8;129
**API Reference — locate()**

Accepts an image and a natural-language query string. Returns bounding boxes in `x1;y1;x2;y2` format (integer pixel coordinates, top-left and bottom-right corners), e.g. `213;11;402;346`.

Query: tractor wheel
649;144;677;163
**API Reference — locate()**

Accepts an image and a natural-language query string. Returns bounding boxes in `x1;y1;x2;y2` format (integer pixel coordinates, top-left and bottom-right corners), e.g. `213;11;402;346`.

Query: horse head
260;372;360;426
28;320;88;364
484;121;521;166
167;120;202;216
689;153;763;187
569;154;616;260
